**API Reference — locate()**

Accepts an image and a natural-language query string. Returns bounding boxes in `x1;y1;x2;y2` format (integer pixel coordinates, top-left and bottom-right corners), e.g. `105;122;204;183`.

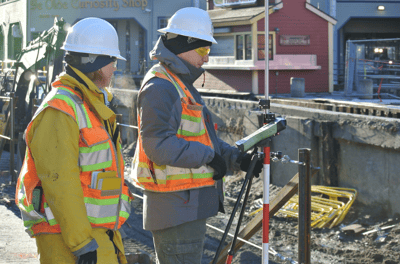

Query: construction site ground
1;147;400;264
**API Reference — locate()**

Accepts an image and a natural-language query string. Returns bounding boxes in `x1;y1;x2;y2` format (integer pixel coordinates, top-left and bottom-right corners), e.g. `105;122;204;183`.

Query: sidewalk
0;200;40;263
0;165;40;263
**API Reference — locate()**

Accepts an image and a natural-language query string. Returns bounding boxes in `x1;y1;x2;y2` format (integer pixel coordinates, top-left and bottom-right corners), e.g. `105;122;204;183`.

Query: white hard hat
62;17;126;61
158;7;217;44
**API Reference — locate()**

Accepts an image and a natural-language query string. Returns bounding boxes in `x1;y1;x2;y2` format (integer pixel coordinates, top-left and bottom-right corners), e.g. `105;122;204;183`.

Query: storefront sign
280;35;310;46
30;0;148;11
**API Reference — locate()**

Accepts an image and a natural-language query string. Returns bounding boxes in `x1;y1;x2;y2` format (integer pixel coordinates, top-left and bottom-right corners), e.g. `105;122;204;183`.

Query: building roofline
208;2;283;26
305;2;337;25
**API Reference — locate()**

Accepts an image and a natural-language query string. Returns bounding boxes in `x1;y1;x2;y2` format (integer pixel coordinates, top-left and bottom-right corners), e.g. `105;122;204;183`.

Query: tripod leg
226;174;254;264
212;174;250;264
212;152;259;264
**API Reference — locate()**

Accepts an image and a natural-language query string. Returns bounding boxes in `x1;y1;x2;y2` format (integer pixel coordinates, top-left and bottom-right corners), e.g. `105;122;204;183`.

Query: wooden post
298;148;311;264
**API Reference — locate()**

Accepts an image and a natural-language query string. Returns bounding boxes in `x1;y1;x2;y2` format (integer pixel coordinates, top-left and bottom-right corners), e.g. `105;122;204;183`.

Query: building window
236;34;252;60
211;36;234;56
125;21;131;72
8;23;22;60
213;0;257;8
108;21;118;31
158;17;169;29
0;28;4;61
258;33;274;60
31;32;40;41
245;35;252;60
138;27;146;75
236;35;243;60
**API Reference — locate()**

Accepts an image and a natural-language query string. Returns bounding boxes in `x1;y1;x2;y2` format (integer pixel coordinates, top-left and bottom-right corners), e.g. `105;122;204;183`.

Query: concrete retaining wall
110;88;400;216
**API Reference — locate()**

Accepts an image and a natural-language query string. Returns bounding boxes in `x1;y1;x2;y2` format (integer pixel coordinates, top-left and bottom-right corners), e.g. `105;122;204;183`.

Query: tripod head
235;117;286;152
235;99;286;152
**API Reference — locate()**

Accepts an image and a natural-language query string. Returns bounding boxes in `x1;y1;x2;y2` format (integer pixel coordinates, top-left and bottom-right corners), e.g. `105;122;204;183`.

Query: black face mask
162;34;212;55
64;52;116;73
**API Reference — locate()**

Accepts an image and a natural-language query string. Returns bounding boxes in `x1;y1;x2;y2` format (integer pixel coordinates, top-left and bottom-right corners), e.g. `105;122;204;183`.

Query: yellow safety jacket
16;82;132;237
132;63;216;192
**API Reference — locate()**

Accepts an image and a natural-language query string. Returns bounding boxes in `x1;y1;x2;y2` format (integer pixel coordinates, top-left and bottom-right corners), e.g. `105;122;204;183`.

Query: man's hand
239;153;263;178
207;152;227;181
78;250;97;264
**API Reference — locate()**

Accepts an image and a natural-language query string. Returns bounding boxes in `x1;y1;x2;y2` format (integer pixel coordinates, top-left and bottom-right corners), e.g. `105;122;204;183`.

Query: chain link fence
344;38;400;98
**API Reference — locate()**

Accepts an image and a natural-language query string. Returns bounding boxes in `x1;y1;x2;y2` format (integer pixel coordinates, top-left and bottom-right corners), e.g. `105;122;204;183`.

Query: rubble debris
340;224;366;235
363;224;397;236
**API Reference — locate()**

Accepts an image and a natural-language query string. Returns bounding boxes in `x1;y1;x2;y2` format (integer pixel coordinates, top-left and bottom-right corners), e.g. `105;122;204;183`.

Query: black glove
239;153;263;178
78;250;97;264
207;152;227;181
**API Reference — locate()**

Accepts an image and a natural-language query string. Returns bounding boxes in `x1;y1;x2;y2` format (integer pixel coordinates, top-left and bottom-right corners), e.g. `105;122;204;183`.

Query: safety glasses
195;47;211;57
112;57;118;68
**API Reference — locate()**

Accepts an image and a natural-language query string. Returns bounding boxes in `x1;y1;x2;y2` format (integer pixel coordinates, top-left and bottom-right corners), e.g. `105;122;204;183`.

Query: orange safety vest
15;83;132;237
132;63;216;192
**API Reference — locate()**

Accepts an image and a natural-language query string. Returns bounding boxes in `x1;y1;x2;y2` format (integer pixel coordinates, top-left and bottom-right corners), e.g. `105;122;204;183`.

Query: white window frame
235;32;252;61
256;31;276;61
158;17;169;29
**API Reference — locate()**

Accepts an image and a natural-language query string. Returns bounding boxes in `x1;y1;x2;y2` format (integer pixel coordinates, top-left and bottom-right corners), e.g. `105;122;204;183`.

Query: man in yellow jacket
16;18;132;264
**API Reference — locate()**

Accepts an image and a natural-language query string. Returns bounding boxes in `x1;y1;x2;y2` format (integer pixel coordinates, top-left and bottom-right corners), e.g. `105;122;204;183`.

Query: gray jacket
137;37;242;231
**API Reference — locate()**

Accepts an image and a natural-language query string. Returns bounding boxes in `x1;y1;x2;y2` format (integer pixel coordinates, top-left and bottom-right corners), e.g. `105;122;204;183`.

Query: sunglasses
195;47;211;57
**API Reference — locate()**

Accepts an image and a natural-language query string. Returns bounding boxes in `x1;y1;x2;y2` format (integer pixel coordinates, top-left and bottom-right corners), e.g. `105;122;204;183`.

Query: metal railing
334;62;346;88
0;60;17;75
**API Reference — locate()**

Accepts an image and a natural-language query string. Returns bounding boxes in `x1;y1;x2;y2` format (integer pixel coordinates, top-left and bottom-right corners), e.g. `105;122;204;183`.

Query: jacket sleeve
201;105;242;174
217;137;242;174
139;78;214;168
27;108;98;255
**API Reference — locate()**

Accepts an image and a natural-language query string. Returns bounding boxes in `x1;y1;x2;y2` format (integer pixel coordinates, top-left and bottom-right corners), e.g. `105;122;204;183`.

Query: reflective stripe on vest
132;63;215;192
36;195;131;227
34;88;91;130
52;88;92;129
79;142;113;172
16;85;131;237
179;108;206;137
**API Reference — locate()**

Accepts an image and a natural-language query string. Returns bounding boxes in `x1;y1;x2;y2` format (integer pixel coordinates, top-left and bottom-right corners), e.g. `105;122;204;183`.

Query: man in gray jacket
131;7;263;264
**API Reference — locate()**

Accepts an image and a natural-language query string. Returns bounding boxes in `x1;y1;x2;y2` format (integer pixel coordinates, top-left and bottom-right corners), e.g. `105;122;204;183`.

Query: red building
197;0;337;95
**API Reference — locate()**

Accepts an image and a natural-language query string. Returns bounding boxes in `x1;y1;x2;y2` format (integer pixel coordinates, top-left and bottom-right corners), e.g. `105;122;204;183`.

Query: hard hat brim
61;44;127;61
158;28;218;44
114;55;127;61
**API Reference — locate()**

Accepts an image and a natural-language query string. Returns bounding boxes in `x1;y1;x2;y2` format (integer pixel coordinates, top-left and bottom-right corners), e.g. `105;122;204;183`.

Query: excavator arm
0;17;67;173
12;17;67;129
